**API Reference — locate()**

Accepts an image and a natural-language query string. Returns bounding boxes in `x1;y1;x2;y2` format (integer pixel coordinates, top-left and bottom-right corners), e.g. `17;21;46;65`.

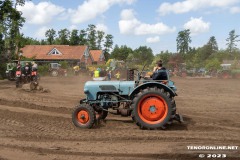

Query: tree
104;34;113;53
86;24;97;49
176;29;191;57
0;0;26;78
205;58;221;71
79;29;87;45
199;36;219;61
207;36;218;52
45;29;56;45
96;30;105;49
111;45;133;61
0;0;25;60
69;29;79;45
132;46;154;65
226;29;240;54
57;28;70;45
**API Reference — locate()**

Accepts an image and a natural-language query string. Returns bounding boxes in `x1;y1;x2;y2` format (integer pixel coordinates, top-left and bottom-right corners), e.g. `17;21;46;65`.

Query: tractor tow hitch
173;113;184;123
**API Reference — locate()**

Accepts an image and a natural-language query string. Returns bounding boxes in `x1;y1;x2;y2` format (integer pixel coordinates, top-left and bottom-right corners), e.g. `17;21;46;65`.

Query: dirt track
0;75;239;160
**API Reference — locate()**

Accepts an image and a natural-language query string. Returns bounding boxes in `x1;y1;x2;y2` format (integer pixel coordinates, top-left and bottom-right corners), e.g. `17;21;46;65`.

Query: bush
59;61;68;69
38;64;49;76
0;63;6;80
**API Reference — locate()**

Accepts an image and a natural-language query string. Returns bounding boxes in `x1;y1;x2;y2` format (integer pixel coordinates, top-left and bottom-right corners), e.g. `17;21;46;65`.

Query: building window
48;48;62;55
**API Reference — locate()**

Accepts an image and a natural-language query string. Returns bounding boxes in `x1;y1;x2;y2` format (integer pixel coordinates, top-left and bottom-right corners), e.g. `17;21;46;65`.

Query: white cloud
96;24;108;32
17;1;65;25
183;17;210;35
69;25;78;31
158;0;239;15
119;9;176;35
35;26;48;39
70;0;136;24
146;36;160;43
230;7;240;14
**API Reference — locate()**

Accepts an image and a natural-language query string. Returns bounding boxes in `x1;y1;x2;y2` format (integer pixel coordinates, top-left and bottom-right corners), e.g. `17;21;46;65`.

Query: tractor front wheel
16;77;21;88
72;104;95;129
131;87;173;129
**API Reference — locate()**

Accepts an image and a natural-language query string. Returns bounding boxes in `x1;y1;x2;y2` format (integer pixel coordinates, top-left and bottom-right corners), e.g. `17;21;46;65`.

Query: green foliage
176;29;191;57
97;30;105;49
87;24;97;49
226;30;240;54
0;0;25;62
231;57;239;69
79;29;87;45
37;64;49;76
205;58;221;71
57;28;70;45
110;45;133;61
45;28;56;45
69;29;79;45
0;62;7;79
104;34;114;53
59;61;68;69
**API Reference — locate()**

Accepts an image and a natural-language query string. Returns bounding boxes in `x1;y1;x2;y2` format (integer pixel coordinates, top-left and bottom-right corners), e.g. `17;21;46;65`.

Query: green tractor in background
5;62;17;81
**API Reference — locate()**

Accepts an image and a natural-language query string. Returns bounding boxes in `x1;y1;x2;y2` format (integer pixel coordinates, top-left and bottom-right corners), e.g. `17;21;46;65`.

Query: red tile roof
21;45;88;60
90;50;104;62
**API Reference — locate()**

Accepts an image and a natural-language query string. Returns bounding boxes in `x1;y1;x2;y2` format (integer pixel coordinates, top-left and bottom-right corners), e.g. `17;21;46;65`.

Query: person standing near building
73;65;80;76
115;71;120;80
107;71;112;80
32;62;38;71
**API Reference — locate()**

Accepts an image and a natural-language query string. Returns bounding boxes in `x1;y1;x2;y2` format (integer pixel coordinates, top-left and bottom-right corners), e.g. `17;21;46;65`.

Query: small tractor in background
15;61;39;90
49;63;67;77
5;62;17;81
72;66;183;130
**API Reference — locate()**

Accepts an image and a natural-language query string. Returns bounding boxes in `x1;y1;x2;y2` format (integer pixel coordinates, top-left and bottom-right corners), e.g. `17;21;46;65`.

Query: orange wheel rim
77;110;89;124
138;94;168;124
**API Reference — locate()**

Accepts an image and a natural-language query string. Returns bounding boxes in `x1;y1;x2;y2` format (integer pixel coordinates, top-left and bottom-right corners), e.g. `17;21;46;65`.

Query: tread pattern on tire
131;87;176;130
72;104;96;129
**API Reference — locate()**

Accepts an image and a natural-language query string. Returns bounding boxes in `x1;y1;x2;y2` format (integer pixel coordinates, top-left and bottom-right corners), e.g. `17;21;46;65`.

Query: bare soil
0;75;239;160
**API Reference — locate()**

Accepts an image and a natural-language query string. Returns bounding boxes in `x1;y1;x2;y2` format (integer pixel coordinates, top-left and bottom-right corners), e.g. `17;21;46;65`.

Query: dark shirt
151;67;168;80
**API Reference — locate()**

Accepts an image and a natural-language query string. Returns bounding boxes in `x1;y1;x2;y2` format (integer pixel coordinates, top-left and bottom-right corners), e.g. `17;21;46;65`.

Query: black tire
16;77;20;88
131;87;175;129
96;110;108;120
72;104;95;129
51;70;58;77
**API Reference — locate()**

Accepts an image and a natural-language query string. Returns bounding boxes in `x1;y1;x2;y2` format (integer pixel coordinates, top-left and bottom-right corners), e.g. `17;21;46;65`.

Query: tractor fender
129;82;176;99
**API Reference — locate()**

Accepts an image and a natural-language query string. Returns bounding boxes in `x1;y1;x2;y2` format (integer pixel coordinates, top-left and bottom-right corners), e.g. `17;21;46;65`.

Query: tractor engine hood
84;81;135;100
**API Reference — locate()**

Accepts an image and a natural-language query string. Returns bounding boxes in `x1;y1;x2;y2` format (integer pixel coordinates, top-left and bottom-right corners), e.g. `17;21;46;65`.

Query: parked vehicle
72;66;183;130
5;62;17;81
217;64;240;79
49;63;67;77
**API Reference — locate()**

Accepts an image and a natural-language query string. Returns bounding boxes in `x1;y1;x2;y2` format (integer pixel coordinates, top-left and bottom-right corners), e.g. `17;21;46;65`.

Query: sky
17;0;240;54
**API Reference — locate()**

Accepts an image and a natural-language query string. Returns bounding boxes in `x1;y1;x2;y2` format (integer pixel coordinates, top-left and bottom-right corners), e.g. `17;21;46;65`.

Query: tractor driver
151;60;168;80
23;62;32;76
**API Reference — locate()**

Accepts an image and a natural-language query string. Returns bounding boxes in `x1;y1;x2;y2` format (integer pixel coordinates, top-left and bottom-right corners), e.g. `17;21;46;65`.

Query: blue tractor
72;67;183;129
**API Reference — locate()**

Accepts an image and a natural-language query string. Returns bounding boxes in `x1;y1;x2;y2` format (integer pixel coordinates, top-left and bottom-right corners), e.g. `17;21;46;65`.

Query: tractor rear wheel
51;70;58;77
131;87;174;129
72;104;95;129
